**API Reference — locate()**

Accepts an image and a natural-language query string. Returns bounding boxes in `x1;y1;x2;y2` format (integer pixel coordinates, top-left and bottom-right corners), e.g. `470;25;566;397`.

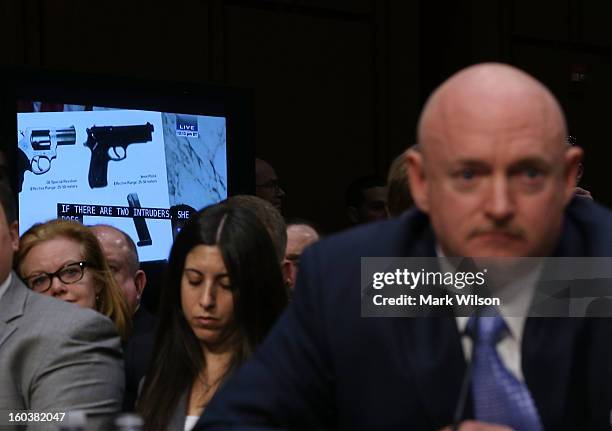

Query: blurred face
0;205;18;284
92;226;144;312
19;237;100;308
358;186;389;222
284;224;319;289
181;245;236;351
256;160;285;210
408;86;581;258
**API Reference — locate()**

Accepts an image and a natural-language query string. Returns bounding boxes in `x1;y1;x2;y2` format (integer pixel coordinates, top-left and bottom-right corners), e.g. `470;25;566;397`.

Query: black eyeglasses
25;261;89;293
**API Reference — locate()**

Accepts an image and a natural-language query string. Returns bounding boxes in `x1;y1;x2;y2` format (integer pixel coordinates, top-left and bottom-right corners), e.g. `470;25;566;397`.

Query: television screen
18;105;228;262
3;68;253;264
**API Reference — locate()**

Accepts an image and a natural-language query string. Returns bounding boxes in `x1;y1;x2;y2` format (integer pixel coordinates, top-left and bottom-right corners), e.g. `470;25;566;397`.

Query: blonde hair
16;219;132;341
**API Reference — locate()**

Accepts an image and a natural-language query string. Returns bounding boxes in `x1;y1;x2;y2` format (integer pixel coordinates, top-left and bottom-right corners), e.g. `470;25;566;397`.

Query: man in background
284;219;320;290
256;158;285;212
91;224;147;315
567;135;593;200
345;174;389;225
91;224;155;412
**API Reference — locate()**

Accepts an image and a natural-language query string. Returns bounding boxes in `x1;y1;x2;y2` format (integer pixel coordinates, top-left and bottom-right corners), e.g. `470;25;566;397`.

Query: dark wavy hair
137;203;288;430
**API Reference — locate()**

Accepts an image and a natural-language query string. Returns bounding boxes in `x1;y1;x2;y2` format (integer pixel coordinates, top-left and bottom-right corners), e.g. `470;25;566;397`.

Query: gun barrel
54;127;77;145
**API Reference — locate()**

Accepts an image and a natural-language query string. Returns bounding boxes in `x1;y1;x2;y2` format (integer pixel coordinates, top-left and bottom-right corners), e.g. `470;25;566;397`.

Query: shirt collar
436;245;541;342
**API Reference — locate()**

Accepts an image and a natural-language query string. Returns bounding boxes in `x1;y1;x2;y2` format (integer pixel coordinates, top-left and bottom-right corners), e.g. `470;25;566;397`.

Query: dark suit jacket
196;198;612;431
0;272;125;430
123;305;157;412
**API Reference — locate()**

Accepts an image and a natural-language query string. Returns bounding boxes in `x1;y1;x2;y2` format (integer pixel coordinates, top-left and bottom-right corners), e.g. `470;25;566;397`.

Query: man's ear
563;146;584;204
281;260;294;289
9;221;19;253
134;269;147;299
406;148;429;213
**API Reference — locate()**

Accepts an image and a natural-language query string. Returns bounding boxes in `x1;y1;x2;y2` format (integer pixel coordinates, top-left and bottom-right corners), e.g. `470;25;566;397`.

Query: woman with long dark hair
137;203;288;431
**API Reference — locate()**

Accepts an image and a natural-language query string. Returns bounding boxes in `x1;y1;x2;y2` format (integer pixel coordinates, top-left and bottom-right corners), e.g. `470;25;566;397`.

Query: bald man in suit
196;64;612;431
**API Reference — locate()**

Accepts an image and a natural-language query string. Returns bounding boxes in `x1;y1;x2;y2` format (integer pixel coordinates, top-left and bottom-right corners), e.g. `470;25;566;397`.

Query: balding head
91;224;146;313
418;63;566;157
407;63;582;257
284;222;320;290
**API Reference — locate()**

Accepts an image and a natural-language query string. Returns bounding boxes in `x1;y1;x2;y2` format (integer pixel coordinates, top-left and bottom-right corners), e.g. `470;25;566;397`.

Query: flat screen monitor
1;67;254;264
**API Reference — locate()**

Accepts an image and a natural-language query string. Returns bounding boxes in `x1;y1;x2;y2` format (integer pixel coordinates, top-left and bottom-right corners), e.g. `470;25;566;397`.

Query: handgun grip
17;147;30;193
88;146;110;188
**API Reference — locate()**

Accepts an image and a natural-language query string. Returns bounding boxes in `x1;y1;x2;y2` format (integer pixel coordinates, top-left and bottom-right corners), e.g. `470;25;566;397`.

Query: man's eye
461;169;475;180
455;168;477;180
523;167;541;178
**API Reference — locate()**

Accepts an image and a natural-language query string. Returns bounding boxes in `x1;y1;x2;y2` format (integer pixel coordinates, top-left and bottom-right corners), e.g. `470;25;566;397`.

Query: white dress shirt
184;415;199;431
436;249;541;382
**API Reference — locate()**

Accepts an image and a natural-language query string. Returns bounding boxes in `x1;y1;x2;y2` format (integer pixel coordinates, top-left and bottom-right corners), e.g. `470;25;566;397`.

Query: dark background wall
1;1;611;233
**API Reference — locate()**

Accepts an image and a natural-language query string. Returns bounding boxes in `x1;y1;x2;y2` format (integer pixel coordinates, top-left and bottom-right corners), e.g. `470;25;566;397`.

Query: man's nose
484;176;515;223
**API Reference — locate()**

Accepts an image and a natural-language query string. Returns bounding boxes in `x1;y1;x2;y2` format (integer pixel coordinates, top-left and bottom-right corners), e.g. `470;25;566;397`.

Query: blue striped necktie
467;315;543;431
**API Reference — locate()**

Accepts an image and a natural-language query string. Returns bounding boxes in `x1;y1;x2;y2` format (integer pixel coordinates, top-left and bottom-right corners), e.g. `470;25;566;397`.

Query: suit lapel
404;315;472;428
0;273;27;350
396;215;471;427
523;212;586;429
522;318;581;429
0;321;17;352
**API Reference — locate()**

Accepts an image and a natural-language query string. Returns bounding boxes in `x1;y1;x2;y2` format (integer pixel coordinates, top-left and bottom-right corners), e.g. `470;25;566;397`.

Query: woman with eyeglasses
137;203;288;431
16;219;131;342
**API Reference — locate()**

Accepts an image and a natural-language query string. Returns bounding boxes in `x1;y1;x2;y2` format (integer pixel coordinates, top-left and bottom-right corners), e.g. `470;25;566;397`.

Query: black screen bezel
1;66;254;204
